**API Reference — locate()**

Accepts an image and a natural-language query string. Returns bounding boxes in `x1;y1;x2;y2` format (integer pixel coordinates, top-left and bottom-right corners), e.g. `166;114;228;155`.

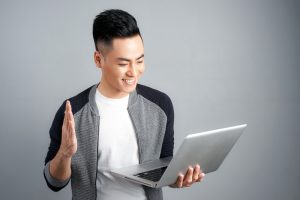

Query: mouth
122;78;136;86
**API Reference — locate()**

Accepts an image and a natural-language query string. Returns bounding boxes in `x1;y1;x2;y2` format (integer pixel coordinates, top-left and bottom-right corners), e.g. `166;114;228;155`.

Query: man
44;9;205;200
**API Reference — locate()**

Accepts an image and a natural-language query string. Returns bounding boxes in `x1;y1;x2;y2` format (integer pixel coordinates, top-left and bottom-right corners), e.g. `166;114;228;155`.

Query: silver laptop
109;124;247;188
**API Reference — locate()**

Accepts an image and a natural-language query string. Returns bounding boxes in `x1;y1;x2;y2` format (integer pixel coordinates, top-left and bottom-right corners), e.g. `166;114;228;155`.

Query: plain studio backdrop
0;0;299;199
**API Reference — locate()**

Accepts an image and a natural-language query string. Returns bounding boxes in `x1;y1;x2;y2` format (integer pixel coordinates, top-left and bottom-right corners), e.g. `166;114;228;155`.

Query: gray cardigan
44;83;174;200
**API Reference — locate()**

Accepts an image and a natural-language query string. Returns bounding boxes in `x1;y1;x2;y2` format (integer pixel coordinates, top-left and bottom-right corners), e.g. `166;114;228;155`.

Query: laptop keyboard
134;166;167;182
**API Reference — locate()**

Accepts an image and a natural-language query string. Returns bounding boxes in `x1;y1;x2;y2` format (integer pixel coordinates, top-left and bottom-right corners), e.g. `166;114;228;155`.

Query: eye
137;60;144;64
118;63;127;67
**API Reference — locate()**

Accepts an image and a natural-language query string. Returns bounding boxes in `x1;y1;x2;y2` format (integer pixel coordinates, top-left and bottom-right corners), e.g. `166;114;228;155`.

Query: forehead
107;35;144;59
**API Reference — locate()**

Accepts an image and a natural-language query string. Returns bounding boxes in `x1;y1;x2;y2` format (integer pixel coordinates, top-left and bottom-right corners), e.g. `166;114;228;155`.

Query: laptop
109;124;247;188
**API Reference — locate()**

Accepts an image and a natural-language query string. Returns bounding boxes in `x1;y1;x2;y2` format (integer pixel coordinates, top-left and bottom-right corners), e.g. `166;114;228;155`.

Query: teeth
124;79;135;85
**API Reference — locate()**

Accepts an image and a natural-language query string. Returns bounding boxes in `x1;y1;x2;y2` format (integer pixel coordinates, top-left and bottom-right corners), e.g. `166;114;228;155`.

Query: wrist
49;154;72;181
57;149;72;161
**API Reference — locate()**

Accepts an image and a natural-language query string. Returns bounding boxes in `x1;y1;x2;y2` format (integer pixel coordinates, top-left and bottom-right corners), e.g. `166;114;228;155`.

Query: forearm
44;150;71;189
49;150;72;180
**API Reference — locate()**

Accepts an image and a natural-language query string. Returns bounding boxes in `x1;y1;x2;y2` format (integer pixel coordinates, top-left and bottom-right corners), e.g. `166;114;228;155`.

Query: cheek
138;65;145;76
105;67;124;79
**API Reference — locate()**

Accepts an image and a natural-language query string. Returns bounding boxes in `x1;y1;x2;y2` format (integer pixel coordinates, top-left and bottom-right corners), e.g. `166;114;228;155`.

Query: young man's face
94;34;145;98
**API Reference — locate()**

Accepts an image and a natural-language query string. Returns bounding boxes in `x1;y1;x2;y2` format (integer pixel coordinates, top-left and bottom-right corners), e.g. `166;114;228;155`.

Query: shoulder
136;84;174;115
64;85;94;114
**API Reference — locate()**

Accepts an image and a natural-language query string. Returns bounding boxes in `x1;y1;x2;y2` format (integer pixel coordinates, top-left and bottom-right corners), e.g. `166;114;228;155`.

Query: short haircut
93;9;142;52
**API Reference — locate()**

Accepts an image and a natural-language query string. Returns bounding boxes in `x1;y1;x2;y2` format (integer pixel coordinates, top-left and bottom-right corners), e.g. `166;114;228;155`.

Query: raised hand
59;100;77;158
49;100;77;180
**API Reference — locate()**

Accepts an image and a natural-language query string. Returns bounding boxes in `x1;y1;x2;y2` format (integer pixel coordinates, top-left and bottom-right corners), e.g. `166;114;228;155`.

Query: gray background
0;0;299;199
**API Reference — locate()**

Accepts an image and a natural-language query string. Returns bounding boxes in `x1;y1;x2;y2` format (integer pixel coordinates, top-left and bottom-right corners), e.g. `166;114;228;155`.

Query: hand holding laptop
169;164;205;188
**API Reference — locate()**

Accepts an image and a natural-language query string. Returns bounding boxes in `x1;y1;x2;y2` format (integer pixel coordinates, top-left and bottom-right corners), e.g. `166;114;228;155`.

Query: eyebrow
116;54;144;62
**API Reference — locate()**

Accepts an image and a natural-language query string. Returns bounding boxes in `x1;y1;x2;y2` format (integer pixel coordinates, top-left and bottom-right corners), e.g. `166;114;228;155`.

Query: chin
122;84;137;93
124;86;137;93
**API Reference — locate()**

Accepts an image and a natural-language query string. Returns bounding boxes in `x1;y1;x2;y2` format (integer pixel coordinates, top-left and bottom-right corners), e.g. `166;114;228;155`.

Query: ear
94;51;104;69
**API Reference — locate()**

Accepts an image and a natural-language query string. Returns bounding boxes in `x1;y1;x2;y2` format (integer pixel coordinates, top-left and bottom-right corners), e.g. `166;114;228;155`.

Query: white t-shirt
95;89;147;200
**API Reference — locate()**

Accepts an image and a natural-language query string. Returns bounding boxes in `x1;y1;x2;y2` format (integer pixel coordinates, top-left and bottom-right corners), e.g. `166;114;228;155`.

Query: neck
97;81;128;99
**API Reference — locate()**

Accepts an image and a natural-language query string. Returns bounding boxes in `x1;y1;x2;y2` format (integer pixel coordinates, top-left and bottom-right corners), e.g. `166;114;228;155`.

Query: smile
122;79;135;85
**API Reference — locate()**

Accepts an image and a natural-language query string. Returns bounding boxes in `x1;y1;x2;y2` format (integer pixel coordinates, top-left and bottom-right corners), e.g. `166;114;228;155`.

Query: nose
127;64;137;77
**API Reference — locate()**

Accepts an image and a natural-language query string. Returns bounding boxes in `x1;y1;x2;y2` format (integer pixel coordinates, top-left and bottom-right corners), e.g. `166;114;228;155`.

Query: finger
67;110;75;132
62;103;70;141
66;101;75;126
68;109;75;124
66;101;74;131
183;167;193;186
197;172;205;182
68;100;72;112
63;102;70;131
66;100;72;120
66;100;71;112
66;120;71;135
68;120;76;137
193;164;200;181
67;103;76;137
63;101;69;126
176;173;184;188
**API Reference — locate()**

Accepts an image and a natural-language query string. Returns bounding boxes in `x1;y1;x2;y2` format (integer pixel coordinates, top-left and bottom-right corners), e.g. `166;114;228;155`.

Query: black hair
93;9;141;51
